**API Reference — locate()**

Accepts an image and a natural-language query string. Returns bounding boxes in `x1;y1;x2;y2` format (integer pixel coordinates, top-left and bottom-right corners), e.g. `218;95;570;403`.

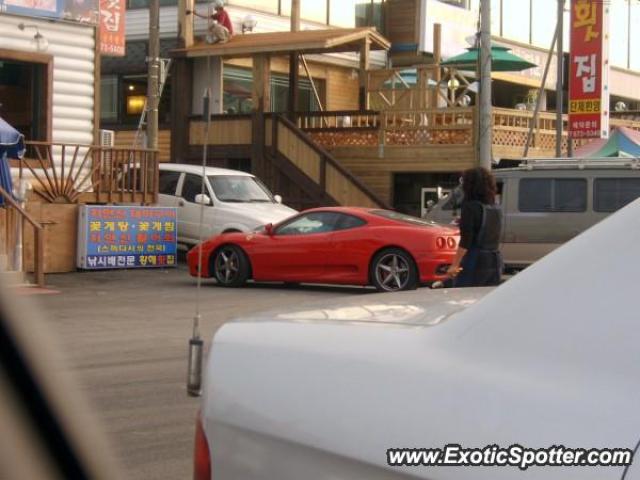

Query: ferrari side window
276;212;341;235
334;214;366;231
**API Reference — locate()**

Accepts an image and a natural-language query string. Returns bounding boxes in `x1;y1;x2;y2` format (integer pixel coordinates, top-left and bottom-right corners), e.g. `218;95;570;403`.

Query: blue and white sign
77;205;178;270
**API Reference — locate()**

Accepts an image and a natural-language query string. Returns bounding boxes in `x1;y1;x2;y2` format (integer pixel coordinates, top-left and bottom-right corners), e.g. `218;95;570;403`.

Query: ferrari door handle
178;200;185;207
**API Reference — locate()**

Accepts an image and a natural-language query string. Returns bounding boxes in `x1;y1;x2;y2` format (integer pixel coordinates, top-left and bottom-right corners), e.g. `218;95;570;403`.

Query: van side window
159;171;181;196
519;178;586;212
594;178;640;212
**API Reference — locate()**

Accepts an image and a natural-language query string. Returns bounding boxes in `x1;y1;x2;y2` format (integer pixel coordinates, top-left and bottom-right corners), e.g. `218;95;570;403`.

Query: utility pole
555;0;565;157
478;0;492;169
147;0;160;150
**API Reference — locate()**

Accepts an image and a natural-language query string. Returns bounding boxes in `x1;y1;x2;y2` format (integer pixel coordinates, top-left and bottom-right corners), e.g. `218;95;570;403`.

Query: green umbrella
441;45;537;72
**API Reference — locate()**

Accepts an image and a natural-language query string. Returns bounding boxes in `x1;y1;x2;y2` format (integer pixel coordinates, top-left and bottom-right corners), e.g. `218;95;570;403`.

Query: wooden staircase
261;114;390;211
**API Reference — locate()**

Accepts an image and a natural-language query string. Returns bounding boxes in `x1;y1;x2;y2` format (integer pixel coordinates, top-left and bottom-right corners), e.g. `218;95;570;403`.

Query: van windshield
208;175;274;203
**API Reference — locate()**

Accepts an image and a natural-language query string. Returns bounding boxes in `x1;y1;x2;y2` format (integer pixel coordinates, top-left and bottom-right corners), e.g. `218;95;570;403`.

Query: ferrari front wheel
212;245;250;287
370;248;417;292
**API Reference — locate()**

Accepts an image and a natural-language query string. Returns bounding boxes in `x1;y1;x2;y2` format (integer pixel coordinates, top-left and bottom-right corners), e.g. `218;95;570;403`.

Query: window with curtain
329;0;356;27
531;0;556;48
502;0;530;44
609;0;629;68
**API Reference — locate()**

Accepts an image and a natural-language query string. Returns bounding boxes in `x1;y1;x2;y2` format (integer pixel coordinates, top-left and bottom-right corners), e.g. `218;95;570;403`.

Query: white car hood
217;201;296;225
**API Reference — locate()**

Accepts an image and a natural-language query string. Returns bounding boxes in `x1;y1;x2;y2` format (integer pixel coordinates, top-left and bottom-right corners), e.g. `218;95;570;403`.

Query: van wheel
370;248;418;292
212;245;250;287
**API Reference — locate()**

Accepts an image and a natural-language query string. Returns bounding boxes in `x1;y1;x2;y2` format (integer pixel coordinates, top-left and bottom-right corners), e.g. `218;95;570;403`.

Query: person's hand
446;265;462;278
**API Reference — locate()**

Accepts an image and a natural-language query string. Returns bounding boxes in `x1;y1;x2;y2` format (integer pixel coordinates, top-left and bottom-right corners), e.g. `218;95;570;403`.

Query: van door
503;177;589;266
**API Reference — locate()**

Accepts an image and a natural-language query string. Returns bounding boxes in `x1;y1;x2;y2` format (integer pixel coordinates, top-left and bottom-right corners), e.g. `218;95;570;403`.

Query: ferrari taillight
194;410;211;480
447;237;457;249
436;237;446;249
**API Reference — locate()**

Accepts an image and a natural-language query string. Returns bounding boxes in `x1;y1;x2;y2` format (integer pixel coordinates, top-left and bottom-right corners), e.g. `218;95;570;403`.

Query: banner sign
0;0;62;19
100;0;126;56
77;206;178;270
568;0;610;139
0;0;98;23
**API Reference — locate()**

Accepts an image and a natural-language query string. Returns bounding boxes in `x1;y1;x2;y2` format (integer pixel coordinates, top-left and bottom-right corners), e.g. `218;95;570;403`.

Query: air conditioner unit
99;129;115;147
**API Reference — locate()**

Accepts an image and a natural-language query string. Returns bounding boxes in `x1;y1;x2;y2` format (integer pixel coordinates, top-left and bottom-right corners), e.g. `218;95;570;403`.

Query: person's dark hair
461;167;496;205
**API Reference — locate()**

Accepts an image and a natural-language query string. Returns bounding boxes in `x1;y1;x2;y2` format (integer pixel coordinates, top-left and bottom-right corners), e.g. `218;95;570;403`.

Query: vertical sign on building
100;0;126;56
568;0;610;139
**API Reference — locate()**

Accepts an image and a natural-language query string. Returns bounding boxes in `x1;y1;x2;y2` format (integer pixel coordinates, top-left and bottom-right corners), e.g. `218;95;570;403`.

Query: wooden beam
359;39;370;110
291;0;300;32
431;23;442;109
178;0;194;48
252;54;271;113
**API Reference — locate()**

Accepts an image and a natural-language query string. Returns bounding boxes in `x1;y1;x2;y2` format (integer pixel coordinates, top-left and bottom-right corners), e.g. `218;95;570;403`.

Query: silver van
425;158;640;268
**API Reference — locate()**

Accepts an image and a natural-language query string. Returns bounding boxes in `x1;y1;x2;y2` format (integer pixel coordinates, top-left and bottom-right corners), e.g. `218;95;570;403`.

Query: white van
425;158;640;268
157;164;297;246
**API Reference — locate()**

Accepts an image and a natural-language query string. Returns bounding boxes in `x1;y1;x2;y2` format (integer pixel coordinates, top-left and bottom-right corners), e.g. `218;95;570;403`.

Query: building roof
171;28;390;59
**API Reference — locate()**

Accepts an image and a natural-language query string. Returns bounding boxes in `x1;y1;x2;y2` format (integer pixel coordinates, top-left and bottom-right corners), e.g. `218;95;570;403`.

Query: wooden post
34;227;44;287
359;38;370;111
178;0;194;48
252;54;271;113
288;0;300;116
252;54;271;179
170;58;193;164
431;23;442;109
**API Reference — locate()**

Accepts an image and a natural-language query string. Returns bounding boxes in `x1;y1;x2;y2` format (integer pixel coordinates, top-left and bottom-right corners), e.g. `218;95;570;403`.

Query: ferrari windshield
371;210;438;227
208;175;274;203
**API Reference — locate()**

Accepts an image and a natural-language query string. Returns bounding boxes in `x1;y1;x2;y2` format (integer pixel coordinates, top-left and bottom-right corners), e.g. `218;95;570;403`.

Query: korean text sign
568;0;610;139
100;0;126;56
77;206;178;270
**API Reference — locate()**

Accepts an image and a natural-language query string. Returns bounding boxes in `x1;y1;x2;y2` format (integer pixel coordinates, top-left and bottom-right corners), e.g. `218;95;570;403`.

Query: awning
171;28;391;59
441;45;537;72
574;126;640;158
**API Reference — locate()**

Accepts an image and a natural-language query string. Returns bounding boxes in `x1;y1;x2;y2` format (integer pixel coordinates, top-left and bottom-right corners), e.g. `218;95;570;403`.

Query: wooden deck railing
0;185;45;287
13;142;159;205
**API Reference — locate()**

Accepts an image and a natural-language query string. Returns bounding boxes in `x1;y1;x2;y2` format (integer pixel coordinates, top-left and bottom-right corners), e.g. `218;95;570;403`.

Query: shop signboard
568;0;610;139
77;205;178;270
0;0;98;24
100;0;126;56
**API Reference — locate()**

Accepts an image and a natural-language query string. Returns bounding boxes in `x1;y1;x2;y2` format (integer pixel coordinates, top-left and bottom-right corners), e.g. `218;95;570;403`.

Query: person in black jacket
446;167;503;287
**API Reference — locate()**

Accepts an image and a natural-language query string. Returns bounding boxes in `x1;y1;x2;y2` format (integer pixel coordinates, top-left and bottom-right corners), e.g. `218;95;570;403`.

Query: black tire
212;245;250;287
370;248;418;292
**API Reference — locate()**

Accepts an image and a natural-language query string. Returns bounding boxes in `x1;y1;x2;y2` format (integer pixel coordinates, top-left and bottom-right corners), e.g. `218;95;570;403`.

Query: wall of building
0;14;96;146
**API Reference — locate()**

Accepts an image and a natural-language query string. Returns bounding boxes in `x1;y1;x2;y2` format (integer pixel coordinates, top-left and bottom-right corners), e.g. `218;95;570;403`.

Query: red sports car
187;207;459;292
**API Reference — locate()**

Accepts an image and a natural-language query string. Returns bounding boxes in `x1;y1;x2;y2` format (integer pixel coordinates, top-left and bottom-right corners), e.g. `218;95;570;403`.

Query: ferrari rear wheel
212;245;250;287
371;248;417;292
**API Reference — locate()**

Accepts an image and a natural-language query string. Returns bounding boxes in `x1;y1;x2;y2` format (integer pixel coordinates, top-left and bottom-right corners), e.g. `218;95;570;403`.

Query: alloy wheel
374;253;411;291
215;248;240;284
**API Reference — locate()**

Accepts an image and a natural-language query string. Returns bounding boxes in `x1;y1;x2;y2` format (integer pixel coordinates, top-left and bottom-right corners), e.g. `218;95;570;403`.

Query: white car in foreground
158;164;296;246
194;199;640;479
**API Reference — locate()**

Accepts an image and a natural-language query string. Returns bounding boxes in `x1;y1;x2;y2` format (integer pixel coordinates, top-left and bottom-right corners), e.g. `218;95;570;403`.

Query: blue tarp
0;116;25;206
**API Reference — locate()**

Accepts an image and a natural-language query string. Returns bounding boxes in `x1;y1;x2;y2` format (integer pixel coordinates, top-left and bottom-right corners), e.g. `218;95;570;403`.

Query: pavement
28;264;371;479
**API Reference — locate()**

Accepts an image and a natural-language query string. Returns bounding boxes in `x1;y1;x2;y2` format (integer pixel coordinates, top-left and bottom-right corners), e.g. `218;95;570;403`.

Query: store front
0;55;50;143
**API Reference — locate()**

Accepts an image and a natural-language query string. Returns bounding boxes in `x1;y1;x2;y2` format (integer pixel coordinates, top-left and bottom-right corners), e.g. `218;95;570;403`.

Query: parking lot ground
29;264;369;479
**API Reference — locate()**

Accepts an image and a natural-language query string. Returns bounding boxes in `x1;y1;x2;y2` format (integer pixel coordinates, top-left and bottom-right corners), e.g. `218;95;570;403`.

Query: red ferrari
187;207;459;292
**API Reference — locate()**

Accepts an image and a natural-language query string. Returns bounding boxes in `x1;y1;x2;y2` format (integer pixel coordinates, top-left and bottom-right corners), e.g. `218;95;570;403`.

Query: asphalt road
30;264;372;479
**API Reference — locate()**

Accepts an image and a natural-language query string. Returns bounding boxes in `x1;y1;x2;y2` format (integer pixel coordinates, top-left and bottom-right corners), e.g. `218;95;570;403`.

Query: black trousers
454;248;502;288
